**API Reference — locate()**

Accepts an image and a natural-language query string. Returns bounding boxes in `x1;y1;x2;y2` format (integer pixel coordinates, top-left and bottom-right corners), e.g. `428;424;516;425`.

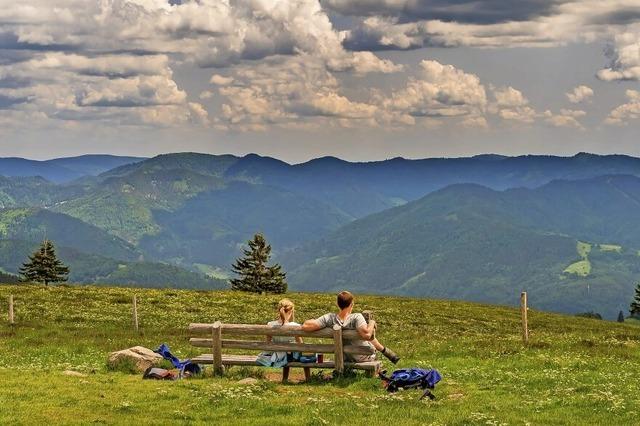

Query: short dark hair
337;291;354;309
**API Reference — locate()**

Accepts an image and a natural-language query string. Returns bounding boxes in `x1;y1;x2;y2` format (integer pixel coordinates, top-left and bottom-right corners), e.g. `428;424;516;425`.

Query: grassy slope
0;285;638;425
564;241;592;277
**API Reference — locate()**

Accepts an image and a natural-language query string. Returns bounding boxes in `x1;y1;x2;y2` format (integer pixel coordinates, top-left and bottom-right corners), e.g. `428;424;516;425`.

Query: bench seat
191;353;381;374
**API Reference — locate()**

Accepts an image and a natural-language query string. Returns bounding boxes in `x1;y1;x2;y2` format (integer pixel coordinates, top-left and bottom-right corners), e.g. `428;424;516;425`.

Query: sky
1;0;640;163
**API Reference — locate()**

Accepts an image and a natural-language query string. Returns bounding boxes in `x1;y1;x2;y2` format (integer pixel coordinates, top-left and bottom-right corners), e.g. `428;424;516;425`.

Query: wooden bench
188;320;382;377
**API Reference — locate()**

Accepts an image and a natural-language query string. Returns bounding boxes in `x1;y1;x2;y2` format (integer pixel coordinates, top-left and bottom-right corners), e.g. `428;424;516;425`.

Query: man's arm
356;319;376;341
301;319;323;332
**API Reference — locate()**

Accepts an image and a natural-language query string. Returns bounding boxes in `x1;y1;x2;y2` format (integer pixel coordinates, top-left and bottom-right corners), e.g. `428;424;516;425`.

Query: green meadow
564;241;592;277
1;284;639;425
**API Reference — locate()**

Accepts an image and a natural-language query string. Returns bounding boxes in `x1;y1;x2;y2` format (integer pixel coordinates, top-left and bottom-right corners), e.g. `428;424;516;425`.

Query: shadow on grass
190;365;380;390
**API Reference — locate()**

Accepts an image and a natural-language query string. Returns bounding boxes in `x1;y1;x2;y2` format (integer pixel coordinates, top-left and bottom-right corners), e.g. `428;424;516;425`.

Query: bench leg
282;366;290;383
303;367;311;382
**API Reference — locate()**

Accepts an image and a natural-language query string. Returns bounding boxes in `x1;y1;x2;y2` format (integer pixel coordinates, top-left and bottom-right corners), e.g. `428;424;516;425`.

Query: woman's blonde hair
277;298;295;324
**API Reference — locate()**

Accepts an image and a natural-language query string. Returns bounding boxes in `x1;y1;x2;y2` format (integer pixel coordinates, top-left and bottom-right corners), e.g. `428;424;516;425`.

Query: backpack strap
420;389;436;401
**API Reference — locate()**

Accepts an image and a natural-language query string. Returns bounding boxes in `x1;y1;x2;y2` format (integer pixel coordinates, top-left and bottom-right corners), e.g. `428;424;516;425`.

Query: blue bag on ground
379;368;442;400
155;343;201;377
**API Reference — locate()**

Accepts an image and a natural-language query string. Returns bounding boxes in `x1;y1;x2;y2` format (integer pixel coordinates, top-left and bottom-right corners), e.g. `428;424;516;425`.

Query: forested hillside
0;239;225;289
285;177;640;318
2;152;640;315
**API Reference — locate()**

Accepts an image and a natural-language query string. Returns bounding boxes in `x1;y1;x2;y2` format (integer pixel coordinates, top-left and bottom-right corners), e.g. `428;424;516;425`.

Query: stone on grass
237;377;259;385
108;346;163;372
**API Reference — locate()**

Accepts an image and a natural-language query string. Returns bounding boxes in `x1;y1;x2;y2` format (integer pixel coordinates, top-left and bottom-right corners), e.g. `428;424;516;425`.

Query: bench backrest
188;321;375;374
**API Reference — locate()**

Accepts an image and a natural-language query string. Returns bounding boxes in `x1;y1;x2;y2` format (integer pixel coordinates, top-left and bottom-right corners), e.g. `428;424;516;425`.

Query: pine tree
630;283;640;318
230;233;287;294
19;240;69;286
617;310;625;323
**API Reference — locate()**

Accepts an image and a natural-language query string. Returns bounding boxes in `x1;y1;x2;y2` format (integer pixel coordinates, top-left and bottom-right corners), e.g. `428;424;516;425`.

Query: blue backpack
154;343;201;378
379;368;442;400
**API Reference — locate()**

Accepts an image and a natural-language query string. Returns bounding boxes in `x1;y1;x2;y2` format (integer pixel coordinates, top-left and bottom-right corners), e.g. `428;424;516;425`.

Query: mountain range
0;155;145;183
1;151;640;317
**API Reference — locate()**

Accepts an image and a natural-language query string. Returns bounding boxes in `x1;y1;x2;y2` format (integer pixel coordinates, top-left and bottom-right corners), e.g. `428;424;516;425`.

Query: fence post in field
520;291;529;343
8;295;14;325
333;324;344;376
132;295;139;332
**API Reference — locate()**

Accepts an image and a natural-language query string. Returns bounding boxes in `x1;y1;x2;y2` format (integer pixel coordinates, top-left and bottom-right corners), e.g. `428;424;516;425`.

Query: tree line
9;234;640;319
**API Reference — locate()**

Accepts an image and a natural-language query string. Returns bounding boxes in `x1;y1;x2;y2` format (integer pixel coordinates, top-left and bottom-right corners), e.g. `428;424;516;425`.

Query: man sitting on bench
302;291;400;364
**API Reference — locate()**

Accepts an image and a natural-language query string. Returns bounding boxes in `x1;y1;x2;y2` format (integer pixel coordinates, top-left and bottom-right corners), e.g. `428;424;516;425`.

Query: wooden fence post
8;295;14;325
132;295;139;332
520;291;529;343
212;321;224;376
333;324;344;376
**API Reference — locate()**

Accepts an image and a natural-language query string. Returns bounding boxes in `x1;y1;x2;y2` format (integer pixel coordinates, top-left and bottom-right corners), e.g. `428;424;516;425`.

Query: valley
2;152;640;318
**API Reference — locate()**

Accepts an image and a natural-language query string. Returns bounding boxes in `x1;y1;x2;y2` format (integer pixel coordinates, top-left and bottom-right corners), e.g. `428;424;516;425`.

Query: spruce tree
631;283;640;318
230;233;287;294
19;240;69;286
617;310;625;323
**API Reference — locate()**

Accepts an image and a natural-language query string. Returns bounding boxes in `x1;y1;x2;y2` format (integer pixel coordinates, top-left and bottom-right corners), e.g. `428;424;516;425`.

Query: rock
237;377;259;385
108;346;163;372
63;370;87;377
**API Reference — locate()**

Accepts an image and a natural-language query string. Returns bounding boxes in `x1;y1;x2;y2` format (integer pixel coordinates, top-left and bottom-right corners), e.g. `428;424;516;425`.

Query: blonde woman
257;298;311;382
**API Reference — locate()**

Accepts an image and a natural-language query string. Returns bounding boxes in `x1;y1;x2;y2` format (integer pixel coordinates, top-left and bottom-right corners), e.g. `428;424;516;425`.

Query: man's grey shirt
315;313;375;356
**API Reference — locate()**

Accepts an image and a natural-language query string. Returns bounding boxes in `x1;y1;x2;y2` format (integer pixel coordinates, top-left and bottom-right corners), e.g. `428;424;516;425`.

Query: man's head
337;291;354;312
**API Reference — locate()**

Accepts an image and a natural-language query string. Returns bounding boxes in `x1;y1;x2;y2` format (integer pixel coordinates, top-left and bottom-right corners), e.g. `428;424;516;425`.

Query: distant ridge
0;154;145;183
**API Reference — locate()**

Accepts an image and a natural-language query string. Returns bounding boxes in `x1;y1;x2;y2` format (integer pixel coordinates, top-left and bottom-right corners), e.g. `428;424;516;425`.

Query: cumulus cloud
597;32;640;81
489;86;536;123
543;109;586;129
0;0;402;131
566;85;594;103
343;16;561;51
210;75;234;86
215;58;497;130
0;50;208;127
340;1;640;54
381;60;487;126
605;90;640;125
214;55;379;131
199;90;214;100
0;0;399;73
493;86;529;108
0;0;616;134
485;85;587;128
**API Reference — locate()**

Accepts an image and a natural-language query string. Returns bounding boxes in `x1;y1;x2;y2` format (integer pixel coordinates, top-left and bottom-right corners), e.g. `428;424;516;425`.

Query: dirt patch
264;371;309;383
